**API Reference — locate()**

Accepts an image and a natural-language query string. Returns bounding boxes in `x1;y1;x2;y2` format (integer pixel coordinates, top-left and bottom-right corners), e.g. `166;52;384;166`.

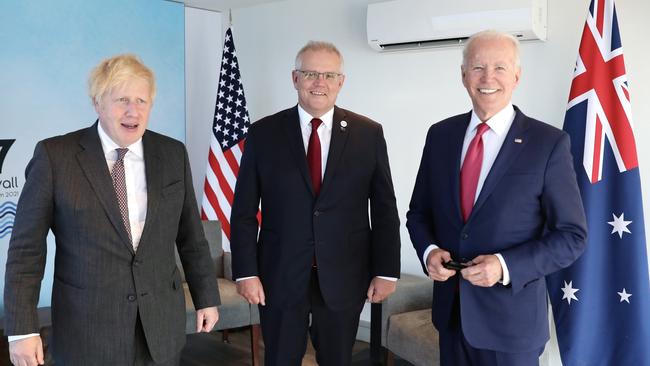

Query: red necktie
460;123;490;222
307;118;322;196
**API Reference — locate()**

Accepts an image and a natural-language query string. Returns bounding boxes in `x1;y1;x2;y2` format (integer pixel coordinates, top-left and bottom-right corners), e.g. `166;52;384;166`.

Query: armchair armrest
370;273;432;363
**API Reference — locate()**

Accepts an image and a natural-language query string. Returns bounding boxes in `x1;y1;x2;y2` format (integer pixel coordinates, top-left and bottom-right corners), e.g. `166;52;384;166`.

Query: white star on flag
608;212;632;238
562;280;579;305
618;288;632;303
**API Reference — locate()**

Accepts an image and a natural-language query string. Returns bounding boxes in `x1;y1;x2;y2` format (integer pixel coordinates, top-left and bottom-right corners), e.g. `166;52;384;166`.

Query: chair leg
221;329;230;343
386;349;395;366
250;324;261;366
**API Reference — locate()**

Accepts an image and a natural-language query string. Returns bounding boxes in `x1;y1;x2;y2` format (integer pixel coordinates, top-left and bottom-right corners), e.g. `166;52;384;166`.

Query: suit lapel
137;132;162;251
450;113;472;222
283;106;315;195
319;106;349;200
470;108;530;220
76;123;135;254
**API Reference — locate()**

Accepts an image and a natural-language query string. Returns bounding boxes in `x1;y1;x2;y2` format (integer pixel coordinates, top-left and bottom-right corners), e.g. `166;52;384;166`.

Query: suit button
133;259;142;266
461;233;469;240
314;210;320;217
127;294;136;302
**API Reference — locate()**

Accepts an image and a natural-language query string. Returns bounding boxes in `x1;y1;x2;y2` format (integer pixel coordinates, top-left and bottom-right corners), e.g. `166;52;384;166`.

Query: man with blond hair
231;41;401;366
407;30;587;365
4;54;220;366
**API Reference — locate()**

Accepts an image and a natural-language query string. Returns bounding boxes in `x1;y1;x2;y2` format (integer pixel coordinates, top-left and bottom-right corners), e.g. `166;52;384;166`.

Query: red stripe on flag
592;117;603;183
203;177;231;240
223;147;240;177
596;0;605;36
208;149;235;203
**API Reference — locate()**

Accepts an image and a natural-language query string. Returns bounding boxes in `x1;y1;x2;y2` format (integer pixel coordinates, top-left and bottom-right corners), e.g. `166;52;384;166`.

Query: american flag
546;0;650;364
201;28;252;252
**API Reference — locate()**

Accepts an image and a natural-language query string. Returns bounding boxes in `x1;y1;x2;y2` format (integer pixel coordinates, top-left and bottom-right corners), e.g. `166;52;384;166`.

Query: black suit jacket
4;123;220;365
231;106;400;310
407;107;587;352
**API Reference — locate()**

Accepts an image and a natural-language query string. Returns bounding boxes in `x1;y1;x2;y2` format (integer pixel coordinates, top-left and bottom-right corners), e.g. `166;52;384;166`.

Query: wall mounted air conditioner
367;0;547;52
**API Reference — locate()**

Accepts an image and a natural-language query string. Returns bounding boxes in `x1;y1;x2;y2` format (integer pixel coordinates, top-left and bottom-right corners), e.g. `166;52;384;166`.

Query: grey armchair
176;220;261;366
370;273;439;366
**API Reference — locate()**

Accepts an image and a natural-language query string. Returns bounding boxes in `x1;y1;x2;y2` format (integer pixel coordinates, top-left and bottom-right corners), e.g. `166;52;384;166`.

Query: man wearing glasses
230;41;401;366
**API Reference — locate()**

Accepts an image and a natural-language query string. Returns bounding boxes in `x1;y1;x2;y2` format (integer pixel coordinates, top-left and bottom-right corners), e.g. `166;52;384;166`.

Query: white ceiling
168;0;286;12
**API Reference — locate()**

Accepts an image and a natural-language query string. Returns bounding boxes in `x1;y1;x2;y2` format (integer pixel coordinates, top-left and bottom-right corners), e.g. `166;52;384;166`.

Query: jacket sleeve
230;125;262;280
175;145;221;309
369;125;401;278
501;132;587;293
406;128;438;275
4;142;53;335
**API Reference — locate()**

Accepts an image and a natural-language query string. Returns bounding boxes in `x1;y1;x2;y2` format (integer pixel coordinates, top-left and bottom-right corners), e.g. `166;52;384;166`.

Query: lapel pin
514;138;523;144
340;120;347;132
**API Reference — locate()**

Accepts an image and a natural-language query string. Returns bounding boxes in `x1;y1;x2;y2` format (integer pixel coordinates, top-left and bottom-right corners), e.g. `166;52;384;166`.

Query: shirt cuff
376;276;398;281
495;253;510;285
235;276;258;282
422;244;439;274
8;333;40;342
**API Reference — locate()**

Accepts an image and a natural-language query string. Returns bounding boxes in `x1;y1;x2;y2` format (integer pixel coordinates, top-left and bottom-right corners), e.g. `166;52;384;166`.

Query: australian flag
546;0;650;364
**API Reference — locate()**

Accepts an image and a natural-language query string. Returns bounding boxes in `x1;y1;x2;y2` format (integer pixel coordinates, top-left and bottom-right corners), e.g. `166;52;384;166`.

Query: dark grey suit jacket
4;123;220;365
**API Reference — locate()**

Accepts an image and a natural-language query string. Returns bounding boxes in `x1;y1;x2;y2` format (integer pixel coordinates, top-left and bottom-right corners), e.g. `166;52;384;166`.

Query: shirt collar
297;105;334;131
97;122;144;159
468;103;515;137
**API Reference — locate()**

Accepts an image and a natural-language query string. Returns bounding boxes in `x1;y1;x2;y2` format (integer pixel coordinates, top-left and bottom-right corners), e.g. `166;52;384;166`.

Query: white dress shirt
423;104;516;285
97;123;148;251
9;123;148;342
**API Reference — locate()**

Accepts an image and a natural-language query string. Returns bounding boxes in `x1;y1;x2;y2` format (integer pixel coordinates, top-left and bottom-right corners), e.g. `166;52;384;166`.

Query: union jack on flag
201;28;252;252
546;0;650;364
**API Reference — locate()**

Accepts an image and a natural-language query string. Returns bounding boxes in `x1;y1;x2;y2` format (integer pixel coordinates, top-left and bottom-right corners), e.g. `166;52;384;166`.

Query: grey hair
294;41;344;72
462;30;521;69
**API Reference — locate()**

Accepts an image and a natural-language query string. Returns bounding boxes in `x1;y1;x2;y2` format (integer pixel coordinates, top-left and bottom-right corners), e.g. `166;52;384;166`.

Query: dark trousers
134;314;181;366
259;269;365;366
438;294;543;366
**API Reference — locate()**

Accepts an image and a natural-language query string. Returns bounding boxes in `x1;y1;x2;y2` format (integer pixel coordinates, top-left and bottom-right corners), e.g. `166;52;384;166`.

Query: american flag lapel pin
514;138;523;144
340;120;347;132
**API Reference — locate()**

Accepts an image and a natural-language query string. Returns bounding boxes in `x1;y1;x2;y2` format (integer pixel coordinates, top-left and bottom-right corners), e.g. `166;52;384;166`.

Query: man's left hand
366;277;397;303
461;255;502;287
196;306;219;333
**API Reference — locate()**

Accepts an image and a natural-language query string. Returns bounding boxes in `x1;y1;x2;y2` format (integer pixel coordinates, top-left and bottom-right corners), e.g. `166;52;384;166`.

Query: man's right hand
426;248;457;282
236;277;266;306
9;336;44;366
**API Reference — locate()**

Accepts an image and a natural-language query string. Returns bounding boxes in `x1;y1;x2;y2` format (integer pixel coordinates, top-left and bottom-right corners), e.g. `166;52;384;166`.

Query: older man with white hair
407;30;587;365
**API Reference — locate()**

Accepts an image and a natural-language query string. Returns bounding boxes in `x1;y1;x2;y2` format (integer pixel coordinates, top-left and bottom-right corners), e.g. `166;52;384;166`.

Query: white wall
185;6;223;206
184;0;650;364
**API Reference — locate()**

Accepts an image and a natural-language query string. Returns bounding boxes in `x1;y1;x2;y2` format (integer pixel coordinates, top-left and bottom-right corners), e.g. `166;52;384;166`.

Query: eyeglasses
295;70;343;81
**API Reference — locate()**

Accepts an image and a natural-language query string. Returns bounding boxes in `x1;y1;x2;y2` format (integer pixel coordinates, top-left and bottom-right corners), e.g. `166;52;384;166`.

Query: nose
125;102;139;116
480;68;494;81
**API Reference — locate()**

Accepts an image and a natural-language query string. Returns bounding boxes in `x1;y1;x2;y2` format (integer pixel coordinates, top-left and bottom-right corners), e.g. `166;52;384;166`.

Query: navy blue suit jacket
406;107;587;352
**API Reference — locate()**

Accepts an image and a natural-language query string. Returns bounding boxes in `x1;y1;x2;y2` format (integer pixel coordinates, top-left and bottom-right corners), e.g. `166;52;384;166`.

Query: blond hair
88;54;156;104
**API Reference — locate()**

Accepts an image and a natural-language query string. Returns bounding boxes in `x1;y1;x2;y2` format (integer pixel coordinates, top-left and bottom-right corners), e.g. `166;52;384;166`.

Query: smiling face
94;77;152;147
461;36;520;121
292;49;345;117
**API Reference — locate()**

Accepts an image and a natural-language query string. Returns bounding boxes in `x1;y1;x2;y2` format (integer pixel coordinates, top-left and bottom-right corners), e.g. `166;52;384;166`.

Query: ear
292;70;299;90
460;65;468;88
338;74;346;88
514;66;521;87
93;97;101;114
